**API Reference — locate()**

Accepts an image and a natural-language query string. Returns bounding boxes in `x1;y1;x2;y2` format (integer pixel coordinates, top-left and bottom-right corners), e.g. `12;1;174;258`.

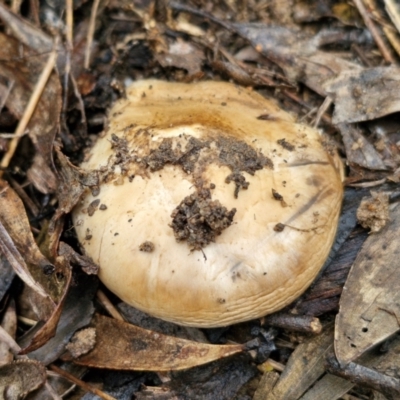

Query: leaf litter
0;0;400;399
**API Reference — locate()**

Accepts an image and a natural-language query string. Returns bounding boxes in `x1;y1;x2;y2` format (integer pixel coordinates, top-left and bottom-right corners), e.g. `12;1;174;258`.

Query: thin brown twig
353;0;395;63
84;0;101;69
96;289;125;321
49;365;117;400
65;0;74;47
0;45;58;177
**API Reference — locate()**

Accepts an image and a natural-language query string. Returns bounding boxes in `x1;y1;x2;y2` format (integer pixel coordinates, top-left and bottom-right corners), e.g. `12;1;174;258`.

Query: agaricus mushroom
73;80;343;327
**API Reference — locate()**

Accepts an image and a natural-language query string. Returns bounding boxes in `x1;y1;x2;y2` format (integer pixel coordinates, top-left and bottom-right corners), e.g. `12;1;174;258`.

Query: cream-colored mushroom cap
73;80;343;327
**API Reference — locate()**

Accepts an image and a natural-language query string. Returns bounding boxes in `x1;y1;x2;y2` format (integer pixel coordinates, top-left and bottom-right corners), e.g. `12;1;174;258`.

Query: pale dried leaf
0;360;46;400
338;123;387;170
325;66;400;124
265;326;334;400
335;202;400;365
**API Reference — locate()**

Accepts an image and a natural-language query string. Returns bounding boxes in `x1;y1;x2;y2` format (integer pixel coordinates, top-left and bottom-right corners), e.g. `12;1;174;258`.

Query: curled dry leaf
53;148;99;222
0;359;46;400
0;180;73;354
62;314;244;371
335;202;400;365
0;181;50;302
325;66;400;125
0;31;61;193
23;272;96;363
338;123;386;171
58;242;99;275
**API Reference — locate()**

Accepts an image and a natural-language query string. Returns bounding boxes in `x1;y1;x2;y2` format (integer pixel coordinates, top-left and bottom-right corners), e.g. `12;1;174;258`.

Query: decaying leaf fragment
53;148;99;222
63;314;244;371
0;32;61;193
0;180;52;303
357;191;390;233
261;326;334;400
335;202;400;365
0;359;46;399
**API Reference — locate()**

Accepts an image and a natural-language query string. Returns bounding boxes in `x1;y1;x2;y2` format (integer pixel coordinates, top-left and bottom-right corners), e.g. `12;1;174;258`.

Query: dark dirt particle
43;264;55;275
139;241;155;252
272;189;283;201
171;188;236;251
274;223;285;232
225;172;249;199
99;204;107;210
277;138;295;151
257;113;277;121
88;199;101;216
91;186;100;196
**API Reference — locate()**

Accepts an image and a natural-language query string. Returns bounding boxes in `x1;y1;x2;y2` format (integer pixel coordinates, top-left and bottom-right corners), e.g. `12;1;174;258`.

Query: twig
84;0;101;69
44;381;63;400
65;0;74;46
263;313;322;334
169;1;235;32
314;96;333;128
353;0;395;63
327;355;400;399
49;365;117;400
0;324;21;354
96;289;125;321
0;45;57;177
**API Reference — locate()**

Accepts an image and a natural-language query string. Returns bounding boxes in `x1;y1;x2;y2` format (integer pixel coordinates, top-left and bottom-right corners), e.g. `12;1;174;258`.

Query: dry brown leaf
0;300;16;367
53;148;99;222
0;180;54;278
0;359;46;399
63;314;244;371
338;123;386;171
263;325;334;400
335;202;400;365
21;271;95;361
18;259;71;355
0;4;53;54
235;23;400;126
0;180;74;354
0;32;61;193
233;23;361;96
325;66;400;124
0;182;51;302
155;39;205;75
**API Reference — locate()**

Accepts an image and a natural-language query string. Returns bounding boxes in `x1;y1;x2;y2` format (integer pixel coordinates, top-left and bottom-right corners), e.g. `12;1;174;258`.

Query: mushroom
72;80;343;327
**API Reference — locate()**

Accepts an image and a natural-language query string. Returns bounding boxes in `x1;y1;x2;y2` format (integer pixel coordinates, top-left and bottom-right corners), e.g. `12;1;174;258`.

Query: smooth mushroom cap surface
73;80;343;327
